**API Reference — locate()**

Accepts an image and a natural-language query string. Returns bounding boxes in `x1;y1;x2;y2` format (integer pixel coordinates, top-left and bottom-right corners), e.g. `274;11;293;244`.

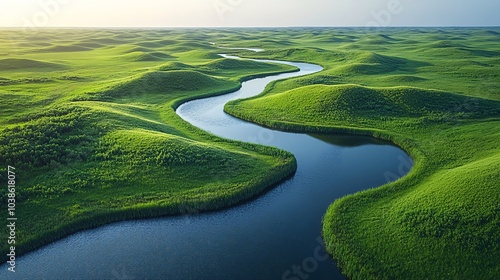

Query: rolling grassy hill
0;29;298;262
228;84;499;122
1;27;498;279
224;27;500;279
0;58;65;71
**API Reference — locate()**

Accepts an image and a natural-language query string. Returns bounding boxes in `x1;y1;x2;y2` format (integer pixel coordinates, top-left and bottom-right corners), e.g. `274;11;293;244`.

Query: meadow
0;28;298;262
224;27;500;279
0;27;498;279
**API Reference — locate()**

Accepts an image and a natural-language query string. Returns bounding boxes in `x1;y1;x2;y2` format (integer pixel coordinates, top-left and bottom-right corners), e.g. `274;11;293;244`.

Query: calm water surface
1;55;412;279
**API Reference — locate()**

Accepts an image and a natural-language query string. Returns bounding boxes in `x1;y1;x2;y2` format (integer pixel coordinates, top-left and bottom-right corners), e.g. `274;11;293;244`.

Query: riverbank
0;29;301;264
1;49;411;280
223;27;500;279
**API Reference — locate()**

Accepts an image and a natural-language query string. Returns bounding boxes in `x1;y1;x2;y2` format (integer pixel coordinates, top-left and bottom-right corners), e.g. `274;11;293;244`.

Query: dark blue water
0;55;412;280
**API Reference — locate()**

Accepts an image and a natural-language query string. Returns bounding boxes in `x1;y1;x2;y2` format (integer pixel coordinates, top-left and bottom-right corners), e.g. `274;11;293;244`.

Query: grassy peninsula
224;28;500;279
0;29;298;261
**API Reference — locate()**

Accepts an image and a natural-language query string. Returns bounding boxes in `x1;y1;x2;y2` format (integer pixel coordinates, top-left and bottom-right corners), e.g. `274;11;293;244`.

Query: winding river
1;54;411;279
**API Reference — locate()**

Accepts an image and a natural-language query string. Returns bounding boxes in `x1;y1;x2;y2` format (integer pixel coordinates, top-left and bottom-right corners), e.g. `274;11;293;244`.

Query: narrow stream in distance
1;54;412;280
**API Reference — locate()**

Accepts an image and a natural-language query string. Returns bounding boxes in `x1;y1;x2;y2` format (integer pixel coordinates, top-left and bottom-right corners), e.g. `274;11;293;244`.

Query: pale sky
0;0;499;28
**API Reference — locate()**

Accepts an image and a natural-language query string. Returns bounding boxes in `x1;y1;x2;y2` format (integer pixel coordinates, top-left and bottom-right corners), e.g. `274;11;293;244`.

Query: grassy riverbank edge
225;92;499;279
0;65;301;264
13;154;297;262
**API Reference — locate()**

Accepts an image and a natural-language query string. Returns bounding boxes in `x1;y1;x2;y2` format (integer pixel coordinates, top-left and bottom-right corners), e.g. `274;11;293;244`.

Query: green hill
382;75;428;83
204;58;279;70
114;45;152;53
0;58;65;71
227;84;500;122
36;44;91;52
123;70;229;93
86;70;236;101
158;61;194;71
118;51;173;62
176;50;221;60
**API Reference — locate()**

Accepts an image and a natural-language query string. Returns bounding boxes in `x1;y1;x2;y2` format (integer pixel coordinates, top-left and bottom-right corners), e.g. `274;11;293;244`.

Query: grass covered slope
224;28;500;279
228;84;499;125
0;29;298;261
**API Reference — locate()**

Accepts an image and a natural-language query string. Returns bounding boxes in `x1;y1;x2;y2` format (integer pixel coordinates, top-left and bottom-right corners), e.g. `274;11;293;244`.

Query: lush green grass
1;28;499;279
224;27;500;279
0;29;298;261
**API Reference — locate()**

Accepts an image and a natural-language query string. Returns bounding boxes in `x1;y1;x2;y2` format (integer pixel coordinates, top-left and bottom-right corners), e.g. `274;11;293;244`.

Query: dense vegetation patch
0;106;94;170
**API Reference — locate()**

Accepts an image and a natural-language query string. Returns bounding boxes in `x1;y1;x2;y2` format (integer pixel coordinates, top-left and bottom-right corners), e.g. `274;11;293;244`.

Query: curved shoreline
1;52;413;279
224;90;423;278
176;53;414;278
0;60;300;265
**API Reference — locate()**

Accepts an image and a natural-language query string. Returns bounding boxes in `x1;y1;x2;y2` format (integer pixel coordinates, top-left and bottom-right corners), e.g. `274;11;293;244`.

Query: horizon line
1;25;499;29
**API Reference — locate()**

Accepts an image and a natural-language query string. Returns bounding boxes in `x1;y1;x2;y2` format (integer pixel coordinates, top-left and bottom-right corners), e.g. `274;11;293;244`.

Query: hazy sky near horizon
0;0;498;28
